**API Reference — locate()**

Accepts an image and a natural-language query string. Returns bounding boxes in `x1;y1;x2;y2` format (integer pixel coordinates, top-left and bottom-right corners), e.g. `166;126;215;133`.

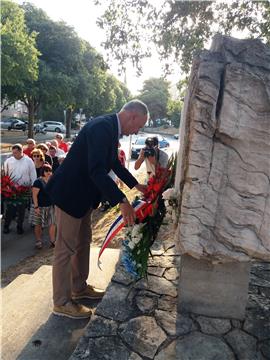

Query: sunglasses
44;169;52;173
33;155;40;158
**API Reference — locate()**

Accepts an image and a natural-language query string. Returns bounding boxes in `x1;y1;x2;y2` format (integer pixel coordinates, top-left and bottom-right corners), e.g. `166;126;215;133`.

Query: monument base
178;255;251;320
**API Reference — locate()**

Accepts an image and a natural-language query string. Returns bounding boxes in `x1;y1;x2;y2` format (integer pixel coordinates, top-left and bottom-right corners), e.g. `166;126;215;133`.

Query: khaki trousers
53;206;92;306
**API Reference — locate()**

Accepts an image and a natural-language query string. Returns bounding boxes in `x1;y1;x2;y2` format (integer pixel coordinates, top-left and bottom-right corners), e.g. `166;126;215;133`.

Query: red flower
1;174;31;204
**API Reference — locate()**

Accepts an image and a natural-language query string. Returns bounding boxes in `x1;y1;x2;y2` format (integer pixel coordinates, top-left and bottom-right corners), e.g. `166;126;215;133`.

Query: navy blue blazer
46;114;138;218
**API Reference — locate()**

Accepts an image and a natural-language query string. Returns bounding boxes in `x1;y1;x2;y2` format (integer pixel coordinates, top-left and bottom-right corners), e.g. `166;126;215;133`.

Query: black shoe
3;227;10;234
17;227;24;235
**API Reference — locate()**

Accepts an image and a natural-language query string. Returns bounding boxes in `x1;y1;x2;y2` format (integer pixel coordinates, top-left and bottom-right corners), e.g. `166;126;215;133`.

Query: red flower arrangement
143;166;172;202
98;154;177;278
1;174;31;205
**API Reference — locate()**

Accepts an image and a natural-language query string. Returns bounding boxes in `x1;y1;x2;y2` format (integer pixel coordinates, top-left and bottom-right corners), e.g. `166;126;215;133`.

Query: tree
21;3;88;137
22;3;129;137
1;0;39;110
167;99;182;128
84;71;131;117
96;0;270;75
2;2;132;137
138;78;170;127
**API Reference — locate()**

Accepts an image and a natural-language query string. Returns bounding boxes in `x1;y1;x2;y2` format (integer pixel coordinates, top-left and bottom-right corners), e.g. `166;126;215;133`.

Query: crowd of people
2;132;129;249
2;133;70;249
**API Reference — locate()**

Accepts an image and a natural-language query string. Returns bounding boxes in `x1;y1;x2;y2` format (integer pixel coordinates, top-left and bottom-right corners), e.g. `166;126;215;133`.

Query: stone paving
70;223;270;360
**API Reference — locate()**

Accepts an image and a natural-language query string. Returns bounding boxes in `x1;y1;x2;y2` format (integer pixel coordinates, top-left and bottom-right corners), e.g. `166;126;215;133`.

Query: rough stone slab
260;287;270;298
179;255;251;319
197;316;231;335
71;336;131;360
250;273;270;288
260;339;270;359
147;266;165;277
95;283;136;321
148;255;180;268
163;239;176;251
176;332;235;360
155;310;193;336
119;316;167;359
248;293;270;312
163;268;179;281
251;262;270;272
243;308;270;340
135;294;157;314
164;246;182;256
231;320;242;329
174;35;270;262
129;353;143;360
210;35;270;70
111;265;135;286
155;341;176;360
84;315;118;337
135;275;177;297
225;329;260;360
158;295;177;312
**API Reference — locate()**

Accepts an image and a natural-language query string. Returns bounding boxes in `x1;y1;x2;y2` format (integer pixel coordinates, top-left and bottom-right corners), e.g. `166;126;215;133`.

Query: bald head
119;99;149;136
121;100;149;116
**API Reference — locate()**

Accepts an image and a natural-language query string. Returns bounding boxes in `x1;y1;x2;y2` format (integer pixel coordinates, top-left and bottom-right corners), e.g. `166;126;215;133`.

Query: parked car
173;134;179;139
0;118;27;131
33;123;47;134
131;134;170;159
11;119;27;131
37;121;66;133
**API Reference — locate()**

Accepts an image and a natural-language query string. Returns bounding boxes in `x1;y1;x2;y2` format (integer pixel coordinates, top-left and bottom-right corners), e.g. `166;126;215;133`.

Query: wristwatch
119;197;128;204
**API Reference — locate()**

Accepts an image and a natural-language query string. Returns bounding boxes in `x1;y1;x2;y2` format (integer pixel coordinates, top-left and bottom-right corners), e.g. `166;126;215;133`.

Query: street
1;129;180;167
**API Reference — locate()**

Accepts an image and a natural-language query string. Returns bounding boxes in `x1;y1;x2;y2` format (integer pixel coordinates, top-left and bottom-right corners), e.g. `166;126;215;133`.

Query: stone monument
175;35;270;319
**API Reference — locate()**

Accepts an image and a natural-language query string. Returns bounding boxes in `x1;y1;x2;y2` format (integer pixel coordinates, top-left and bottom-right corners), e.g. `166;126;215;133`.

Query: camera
143;147;156;157
143;136;158;157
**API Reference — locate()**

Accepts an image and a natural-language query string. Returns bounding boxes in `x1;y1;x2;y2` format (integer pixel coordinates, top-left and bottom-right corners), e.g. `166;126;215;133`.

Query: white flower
128;242;135;250
131;223;143;237
162;188;177;200
133;235;141;245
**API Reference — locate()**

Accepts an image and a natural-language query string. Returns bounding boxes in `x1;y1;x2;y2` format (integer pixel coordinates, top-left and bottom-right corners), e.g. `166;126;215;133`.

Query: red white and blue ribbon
97;199;153;268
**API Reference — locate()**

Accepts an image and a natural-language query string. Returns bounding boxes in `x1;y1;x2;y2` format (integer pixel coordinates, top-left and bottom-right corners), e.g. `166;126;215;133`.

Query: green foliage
2;1;131;137
1;0;39;87
96;0;270;75
96;0;154;75
22;3;130;119
138;77;170;127
167;99;182;128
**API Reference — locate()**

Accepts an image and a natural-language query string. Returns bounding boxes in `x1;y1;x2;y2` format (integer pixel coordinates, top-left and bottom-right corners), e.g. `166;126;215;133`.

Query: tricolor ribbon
97;199;153;268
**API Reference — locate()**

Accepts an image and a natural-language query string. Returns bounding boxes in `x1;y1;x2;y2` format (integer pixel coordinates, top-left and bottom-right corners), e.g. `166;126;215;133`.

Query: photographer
134;136;168;178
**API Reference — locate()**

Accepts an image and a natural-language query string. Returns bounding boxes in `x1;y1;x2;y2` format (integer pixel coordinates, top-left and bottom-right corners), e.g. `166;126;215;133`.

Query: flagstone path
70;222;270;360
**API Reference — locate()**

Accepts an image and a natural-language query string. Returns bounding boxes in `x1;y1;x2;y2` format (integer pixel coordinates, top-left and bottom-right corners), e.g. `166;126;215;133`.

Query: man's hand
120;202;136;225
135;183;147;193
